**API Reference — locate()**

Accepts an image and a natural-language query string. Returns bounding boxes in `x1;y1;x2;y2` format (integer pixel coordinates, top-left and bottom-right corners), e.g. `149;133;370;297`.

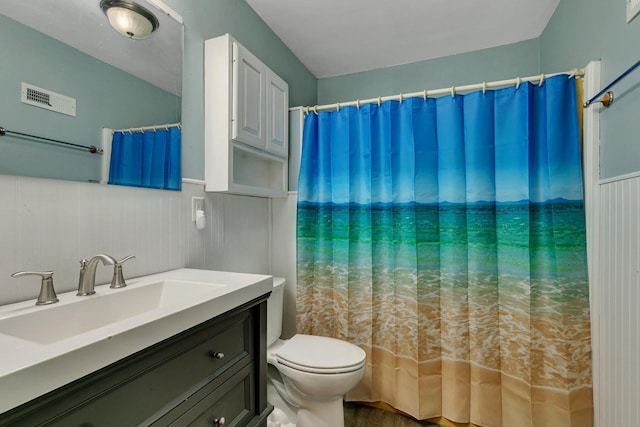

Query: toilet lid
275;334;366;374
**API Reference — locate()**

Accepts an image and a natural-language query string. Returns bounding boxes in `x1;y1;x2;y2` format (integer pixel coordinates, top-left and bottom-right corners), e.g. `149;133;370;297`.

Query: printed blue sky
298;75;583;205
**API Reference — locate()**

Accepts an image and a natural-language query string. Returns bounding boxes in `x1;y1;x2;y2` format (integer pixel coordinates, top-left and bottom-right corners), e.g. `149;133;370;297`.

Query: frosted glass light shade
100;1;159;40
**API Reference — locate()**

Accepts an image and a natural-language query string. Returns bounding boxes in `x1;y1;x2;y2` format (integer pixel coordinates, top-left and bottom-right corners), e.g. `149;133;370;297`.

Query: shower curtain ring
450;86;456;97
356;100;361;109
423;90;428;101
516;77;521;89
568;68;578;79
336;102;340;112
313;106;318;115
482;82;487;94
378;96;382;106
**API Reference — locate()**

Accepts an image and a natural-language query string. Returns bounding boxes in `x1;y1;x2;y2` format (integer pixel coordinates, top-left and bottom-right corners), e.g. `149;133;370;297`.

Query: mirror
0;0;182;183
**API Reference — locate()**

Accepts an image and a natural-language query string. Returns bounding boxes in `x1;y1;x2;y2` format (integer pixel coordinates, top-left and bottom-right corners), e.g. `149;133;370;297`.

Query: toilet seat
274;334;366;374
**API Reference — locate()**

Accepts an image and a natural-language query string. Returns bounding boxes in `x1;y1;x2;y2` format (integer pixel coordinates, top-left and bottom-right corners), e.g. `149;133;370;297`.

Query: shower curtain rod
112;122;182;133
304;68;585;114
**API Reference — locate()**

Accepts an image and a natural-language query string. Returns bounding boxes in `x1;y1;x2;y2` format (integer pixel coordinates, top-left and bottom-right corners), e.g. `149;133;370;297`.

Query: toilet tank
267;277;286;347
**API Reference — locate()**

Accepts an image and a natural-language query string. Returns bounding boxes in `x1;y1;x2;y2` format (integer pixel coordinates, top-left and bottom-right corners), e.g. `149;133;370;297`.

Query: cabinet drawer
164;364;255;427
39;311;254;427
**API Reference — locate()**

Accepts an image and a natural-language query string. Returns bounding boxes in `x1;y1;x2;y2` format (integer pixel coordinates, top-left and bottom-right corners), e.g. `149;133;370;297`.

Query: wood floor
344;403;442;427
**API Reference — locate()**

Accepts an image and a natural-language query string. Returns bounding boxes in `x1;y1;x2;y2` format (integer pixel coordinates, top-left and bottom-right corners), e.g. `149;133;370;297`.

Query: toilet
266;277;366;427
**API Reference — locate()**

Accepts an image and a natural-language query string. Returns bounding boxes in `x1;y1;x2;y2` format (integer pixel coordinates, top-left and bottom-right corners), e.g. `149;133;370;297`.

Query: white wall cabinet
205;33;289;197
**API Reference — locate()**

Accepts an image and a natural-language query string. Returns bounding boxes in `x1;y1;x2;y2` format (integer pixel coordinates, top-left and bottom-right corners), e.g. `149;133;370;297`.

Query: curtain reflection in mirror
107;124;181;191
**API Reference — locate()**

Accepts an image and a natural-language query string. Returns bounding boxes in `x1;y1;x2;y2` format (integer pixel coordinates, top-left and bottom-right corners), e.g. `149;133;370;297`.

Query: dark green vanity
0;294;272;427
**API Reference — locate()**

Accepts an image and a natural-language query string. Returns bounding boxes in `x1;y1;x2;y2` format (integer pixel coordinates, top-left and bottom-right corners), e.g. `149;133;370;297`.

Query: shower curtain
108;127;181;190
296;75;592;427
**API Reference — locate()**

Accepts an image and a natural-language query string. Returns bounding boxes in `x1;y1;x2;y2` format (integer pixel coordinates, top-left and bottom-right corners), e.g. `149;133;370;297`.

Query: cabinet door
265;71;289;158
168;365;255;427
233;42;266;150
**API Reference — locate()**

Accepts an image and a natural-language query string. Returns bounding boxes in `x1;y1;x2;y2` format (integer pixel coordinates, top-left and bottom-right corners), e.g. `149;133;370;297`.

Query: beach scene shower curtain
297;75;592;427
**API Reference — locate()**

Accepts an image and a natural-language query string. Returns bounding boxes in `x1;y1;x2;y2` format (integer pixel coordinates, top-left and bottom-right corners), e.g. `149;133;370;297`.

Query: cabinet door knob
208;351;225;360
214;416;225;426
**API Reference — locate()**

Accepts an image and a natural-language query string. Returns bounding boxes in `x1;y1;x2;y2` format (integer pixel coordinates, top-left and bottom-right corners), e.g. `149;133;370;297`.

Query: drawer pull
213;416;226;426
208;351;225;360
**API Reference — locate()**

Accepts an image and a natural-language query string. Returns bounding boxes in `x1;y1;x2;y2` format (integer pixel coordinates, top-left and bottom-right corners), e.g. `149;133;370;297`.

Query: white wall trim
583;60;602;427
100;128;113;185
599;169;640;185
182;178;207;186
146;0;184;24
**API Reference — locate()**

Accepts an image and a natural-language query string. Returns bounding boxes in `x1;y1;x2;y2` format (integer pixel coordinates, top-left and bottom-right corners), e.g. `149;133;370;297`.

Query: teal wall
163;0;317;180
316;0;640;180
541;0;640;179
0;14;181;183
166;0;640;182
317;39;541;105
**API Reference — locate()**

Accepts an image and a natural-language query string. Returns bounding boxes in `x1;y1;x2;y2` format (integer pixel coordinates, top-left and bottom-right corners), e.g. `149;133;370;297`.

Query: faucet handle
77;259;88;295
118;255;135;264
11;271;59;305
110;255;135;289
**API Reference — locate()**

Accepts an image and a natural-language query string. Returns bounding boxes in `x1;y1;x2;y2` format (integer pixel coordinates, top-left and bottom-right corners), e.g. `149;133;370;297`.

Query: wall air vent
21;83;76;117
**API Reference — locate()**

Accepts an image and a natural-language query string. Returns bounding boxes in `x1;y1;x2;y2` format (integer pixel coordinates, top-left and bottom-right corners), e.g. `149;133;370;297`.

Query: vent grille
26;87;52;106
21;83;76;117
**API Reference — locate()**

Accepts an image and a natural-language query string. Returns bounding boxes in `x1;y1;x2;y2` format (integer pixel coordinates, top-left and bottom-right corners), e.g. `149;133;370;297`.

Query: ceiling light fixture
100;0;159;40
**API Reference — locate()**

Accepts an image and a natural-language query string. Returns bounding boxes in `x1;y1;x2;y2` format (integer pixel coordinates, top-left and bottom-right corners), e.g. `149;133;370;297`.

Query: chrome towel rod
583;58;640;108
0;126;102;153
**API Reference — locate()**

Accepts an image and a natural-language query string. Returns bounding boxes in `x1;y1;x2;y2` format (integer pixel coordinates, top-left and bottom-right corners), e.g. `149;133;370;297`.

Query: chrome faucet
77;254;116;296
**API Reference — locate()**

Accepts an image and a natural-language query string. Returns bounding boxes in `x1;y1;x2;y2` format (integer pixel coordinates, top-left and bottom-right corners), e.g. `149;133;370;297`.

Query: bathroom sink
0;280;224;344
0;268;272;413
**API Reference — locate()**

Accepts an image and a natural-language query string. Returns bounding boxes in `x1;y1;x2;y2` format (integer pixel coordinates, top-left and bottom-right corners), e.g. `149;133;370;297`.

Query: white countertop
0;268;272;413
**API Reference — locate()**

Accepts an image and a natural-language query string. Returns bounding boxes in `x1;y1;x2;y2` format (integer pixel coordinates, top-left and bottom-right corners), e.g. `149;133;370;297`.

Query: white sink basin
0;268;272;413
0;280;224;344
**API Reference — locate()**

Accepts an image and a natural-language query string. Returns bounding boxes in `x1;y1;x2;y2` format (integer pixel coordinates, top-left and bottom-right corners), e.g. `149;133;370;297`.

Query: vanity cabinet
204;33;289;198
0;295;272;427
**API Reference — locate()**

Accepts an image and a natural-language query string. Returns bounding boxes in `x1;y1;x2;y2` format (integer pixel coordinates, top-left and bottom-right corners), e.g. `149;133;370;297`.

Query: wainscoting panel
203;192;271;275
595;177;640;426
0;175;207;306
271;191;298;338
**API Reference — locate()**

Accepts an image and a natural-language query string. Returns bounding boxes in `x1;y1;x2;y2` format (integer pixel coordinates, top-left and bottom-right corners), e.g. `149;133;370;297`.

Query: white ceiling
246;0;560;79
0;0;182;95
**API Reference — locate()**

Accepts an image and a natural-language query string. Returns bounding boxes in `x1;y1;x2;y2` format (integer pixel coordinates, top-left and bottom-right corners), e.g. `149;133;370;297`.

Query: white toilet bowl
266;278;366;427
